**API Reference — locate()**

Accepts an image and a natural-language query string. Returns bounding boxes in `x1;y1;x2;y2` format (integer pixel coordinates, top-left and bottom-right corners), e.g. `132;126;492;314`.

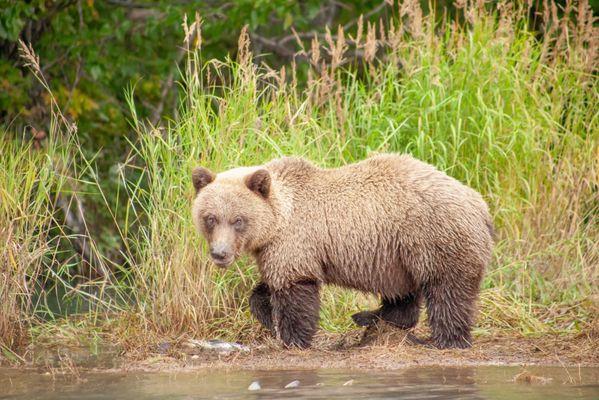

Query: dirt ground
112;325;599;373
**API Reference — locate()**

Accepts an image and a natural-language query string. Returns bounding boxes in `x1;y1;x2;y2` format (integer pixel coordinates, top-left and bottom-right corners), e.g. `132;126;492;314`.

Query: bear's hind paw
351;310;380;327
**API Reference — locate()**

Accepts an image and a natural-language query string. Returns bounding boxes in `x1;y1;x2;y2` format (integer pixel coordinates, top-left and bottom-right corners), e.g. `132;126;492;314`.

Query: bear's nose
210;250;227;260
210;244;230;261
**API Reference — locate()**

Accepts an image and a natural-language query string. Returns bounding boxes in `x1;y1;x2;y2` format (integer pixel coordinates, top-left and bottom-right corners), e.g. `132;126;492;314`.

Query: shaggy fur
192;154;494;349
249;282;273;331
352;293;422;330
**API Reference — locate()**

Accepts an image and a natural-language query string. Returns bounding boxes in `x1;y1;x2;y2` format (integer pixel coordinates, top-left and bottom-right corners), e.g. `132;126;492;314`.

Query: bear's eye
232;217;245;231
204;215;217;228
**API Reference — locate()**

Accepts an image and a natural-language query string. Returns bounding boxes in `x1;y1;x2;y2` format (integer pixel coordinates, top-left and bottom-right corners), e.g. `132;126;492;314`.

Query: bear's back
259;154;492;295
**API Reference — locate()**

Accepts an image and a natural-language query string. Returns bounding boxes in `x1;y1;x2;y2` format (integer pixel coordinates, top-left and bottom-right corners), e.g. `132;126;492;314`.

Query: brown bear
191;154;494;349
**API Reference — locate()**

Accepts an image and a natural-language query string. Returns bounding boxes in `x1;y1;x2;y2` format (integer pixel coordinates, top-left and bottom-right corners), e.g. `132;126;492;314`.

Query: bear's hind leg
249;282;274;332
271;281;320;349
380;293;421;329
351;309;380;327
352;293;421;329
424;278;479;349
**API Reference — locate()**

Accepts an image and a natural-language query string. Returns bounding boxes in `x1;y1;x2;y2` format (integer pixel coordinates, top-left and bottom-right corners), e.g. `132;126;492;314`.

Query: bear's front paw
280;331;312;349
351;310;380;327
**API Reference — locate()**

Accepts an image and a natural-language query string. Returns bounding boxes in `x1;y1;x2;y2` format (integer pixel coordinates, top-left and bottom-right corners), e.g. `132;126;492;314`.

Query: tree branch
104;0;197;8
57;194;111;280
249;1;390;60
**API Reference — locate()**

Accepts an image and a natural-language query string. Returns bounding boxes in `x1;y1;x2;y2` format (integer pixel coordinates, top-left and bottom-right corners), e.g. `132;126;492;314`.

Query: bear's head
191;166;275;268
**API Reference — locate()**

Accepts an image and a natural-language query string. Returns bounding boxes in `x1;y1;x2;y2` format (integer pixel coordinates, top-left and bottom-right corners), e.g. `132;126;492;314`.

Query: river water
1;366;598;399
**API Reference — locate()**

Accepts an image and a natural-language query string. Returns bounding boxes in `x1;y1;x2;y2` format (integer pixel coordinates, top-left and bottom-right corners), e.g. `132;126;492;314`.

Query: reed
121;0;597;340
2;1;596;356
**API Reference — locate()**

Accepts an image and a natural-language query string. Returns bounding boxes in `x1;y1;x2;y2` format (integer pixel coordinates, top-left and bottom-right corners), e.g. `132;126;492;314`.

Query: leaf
283;12;293;30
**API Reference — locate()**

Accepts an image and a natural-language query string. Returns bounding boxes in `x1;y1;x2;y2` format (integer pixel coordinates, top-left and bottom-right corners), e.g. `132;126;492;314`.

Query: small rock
157;342;171;354
248;381;261;391
284;380;300;389
343;379;354;386
513;371;553;385
315;382;324;387
191;355;199;360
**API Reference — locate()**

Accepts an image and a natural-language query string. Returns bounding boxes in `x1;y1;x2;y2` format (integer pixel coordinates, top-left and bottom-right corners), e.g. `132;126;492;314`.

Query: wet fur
352;293;422;330
193;154;494;349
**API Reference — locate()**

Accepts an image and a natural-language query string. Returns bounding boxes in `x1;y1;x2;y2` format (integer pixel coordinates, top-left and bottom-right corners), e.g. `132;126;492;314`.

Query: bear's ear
245;169;270;199
192;167;215;193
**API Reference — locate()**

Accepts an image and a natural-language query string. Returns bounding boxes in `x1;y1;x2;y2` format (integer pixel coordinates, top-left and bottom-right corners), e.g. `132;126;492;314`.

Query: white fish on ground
284;380;300;388
248;381;261;391
184;339;250;355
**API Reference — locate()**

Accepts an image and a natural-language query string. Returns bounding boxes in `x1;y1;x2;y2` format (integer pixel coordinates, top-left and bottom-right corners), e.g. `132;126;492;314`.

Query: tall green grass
0;131;73;352
1;43;117;358
122;2;597;341
2;1;597;355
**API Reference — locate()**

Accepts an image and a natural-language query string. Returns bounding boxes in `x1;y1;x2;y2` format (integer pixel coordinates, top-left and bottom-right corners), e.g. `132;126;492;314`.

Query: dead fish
248;381;261;391
284;380;300;389
185;339;250;355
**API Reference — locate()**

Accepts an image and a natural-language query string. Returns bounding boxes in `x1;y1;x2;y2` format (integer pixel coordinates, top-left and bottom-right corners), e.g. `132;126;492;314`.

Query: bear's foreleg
424;279;478;349
249;282;274;332
271;281;320;349
352;293;421;329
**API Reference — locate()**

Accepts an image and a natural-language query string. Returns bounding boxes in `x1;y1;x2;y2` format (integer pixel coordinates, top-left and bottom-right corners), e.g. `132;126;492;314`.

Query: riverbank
3;2;597;368
126;331;599;373
7;325;597;373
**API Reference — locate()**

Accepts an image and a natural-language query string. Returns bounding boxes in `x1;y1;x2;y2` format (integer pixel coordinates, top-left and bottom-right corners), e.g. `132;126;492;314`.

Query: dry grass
1;42;93;356
120;0;597;342
0;137;68;349
1;0;597;361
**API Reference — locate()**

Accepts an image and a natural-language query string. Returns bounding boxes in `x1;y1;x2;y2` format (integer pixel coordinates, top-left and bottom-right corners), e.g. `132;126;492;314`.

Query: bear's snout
210;243;234;267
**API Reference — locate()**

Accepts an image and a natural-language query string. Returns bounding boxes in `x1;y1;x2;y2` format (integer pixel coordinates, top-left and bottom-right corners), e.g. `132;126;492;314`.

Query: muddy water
1;366;597;399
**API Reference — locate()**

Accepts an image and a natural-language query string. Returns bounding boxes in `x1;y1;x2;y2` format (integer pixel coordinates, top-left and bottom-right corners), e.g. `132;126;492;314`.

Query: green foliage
0;1;597;353
0;0;392;259
0;1;42;41
0;129;75;348
119;5;597;340
0;59;31;115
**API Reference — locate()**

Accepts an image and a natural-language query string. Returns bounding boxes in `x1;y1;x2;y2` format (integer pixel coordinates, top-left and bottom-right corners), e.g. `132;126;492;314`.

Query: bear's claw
351;310;380;327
